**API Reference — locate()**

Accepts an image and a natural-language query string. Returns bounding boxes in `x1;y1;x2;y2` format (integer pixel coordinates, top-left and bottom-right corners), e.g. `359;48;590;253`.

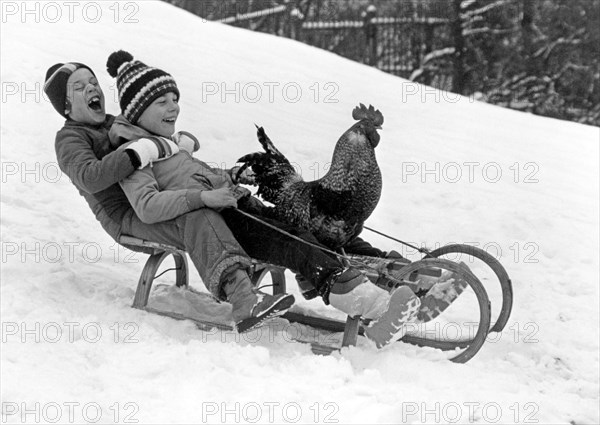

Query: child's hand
200;187;238;210
231;185;251;200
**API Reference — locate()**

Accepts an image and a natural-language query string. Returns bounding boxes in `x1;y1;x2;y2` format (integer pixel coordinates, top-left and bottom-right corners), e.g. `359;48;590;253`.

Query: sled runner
119;233;512;364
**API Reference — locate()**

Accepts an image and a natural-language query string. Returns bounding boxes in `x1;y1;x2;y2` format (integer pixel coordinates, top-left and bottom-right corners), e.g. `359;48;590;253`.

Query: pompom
106;50;133;77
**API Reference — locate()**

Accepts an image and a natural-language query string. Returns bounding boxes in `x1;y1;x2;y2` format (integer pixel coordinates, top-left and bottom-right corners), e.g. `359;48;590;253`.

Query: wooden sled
119;235;512;363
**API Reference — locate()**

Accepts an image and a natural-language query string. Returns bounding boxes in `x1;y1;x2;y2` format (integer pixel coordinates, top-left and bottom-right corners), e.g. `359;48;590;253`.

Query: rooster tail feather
237;125;303;204
256;126;287;160
351;103;384;127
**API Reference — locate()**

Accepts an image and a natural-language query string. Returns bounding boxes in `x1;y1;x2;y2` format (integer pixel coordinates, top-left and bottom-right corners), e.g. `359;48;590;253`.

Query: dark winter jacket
54;115;137;241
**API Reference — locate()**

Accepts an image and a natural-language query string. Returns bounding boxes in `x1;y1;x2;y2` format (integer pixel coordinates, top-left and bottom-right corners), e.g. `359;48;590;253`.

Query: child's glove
125;137;179;169
172;131;200;154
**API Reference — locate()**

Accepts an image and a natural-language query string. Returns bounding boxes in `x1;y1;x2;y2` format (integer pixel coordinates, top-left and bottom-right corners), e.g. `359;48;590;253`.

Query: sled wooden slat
144;306;233;331
145;306;337;355
119;235;189;309
120;235;183;254
341;316;360;347
119;236;502;363
283;312;474;351
338;248;360;347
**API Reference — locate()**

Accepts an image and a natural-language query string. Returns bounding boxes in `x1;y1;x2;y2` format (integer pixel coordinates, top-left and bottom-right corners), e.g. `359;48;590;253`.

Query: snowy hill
1;1;599;424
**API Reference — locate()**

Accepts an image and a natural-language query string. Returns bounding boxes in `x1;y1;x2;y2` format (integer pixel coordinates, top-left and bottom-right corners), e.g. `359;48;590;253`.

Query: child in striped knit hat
106;50;297;333
106;50;428;347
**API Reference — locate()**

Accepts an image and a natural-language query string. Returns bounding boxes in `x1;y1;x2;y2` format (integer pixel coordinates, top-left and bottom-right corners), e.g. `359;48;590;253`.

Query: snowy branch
422;47;456;65
460;0;515;20
464;26;517;36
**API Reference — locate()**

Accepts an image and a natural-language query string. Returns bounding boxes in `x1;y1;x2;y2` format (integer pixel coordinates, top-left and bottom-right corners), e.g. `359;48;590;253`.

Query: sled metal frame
120;236;512;363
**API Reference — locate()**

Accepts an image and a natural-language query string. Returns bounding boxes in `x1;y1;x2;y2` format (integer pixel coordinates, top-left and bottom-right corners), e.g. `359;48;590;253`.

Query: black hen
237;104;384;249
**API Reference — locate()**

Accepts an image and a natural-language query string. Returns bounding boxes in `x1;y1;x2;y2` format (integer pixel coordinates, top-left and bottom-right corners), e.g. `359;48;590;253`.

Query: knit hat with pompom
106;50;179;124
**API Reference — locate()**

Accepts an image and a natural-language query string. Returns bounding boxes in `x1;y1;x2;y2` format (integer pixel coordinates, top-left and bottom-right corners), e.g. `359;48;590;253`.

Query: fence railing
166;1;455;90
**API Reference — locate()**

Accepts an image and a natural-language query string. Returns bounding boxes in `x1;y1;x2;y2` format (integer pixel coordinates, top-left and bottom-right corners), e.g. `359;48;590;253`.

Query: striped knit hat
106;50;179;125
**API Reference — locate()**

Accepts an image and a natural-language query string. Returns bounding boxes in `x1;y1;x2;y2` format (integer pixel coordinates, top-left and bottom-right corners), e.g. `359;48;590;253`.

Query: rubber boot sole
236;294;295;333
364;286;421;349
417;270;469;323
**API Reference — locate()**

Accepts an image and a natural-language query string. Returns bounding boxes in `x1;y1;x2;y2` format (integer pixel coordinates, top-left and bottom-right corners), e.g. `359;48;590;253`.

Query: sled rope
232;208;380;272
363;226;431;255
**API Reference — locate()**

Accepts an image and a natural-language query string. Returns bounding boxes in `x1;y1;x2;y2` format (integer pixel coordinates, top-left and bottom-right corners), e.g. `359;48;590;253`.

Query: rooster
236;104;384;250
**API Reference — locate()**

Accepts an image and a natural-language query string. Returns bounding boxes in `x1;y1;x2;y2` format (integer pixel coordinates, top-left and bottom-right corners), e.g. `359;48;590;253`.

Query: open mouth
87;95;102;112
163;118;176;124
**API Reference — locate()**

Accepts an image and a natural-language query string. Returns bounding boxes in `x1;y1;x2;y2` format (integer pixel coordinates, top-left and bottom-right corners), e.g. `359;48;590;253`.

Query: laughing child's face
65;68;105;125
137;91;180;137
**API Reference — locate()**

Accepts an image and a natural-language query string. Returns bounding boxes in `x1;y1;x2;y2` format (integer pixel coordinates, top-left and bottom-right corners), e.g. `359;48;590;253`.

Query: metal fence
164;0;455;90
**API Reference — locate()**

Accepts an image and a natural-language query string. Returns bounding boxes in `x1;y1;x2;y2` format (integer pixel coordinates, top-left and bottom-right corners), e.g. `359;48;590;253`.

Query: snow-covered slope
1;1;598;423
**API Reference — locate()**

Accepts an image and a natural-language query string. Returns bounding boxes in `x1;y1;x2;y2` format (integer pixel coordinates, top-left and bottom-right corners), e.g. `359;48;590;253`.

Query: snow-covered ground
1;1;599;424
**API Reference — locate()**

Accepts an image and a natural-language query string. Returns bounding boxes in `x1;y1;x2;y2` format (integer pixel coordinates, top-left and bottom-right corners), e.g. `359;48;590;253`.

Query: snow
1;1;599;424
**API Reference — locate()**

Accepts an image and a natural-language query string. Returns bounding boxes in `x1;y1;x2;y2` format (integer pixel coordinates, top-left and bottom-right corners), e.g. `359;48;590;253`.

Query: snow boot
416;262;470;323
327;268;421;348
359;254;470;323
364;286;422;349
223;269;295;333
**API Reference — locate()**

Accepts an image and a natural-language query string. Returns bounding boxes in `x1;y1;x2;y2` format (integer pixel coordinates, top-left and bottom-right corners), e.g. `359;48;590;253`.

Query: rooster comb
352;103;384;127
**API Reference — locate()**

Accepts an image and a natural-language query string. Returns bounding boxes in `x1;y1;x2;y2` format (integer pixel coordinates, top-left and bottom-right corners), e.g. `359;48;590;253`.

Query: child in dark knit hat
106;50;428;345
45;62;180;244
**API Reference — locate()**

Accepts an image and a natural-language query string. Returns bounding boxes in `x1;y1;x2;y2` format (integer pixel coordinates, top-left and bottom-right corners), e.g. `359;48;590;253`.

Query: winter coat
108;116;258;224
54;115;137;241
